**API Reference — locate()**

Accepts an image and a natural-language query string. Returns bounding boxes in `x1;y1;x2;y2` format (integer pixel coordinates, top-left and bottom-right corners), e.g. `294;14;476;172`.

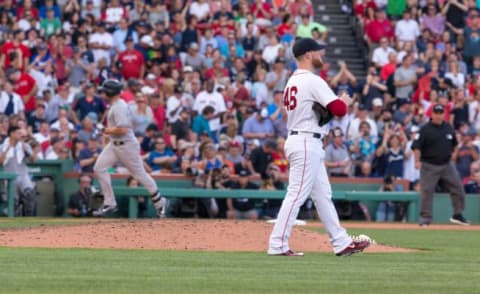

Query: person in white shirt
347;104;379;141
44;136;68;160
166;85;194;124
395;11;420;43
251;68;269;107
445;61;465;89
33;121;51;146
0;81;25;118
372;37;396;68
104;0;125;26
89;22;113;66
262;36;283;65
193;79;227;133
189;0;211;22
404;125;420;185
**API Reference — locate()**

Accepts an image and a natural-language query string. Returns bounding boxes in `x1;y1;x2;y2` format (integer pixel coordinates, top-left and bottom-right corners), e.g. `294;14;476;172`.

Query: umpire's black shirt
412;121;457;165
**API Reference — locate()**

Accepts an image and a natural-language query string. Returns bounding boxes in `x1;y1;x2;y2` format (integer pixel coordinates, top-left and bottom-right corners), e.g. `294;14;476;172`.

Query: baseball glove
312;102;334;127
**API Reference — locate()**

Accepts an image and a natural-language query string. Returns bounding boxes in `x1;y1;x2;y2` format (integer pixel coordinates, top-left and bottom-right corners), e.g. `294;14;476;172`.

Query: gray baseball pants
419;162;465;222
94;142;158;207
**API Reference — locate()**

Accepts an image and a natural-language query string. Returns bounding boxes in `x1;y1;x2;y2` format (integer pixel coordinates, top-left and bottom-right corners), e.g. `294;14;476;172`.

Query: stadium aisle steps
313;0;367;78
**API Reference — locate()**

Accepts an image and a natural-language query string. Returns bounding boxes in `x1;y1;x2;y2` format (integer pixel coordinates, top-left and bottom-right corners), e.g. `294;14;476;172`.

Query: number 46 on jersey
284;86;297;111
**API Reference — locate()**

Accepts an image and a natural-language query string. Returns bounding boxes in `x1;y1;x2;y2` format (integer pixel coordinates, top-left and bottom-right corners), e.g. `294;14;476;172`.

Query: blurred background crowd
1;0;480;219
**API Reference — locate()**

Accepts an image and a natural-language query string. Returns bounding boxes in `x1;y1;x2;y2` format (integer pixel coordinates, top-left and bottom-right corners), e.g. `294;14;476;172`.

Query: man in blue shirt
78;135;102;172
192;105;215;139
242;107;275;145
146;137;177;173
71;83;106;125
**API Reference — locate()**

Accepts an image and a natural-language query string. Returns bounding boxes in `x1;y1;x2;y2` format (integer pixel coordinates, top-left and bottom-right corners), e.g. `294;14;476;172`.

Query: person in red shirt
354;0;377;20
365;9;394;46
120;78;141;104
425;95;452;122
117;37;145;80
17;0;39;20
380;52;398;81
211;14;236;36
288;0;314;18
204;58;229;80
250;0;272;27
6;67;38;115
0;30;31;72
233;72;253;107
149;93;166;132
277;13;293;37
52;34;74;83
271;138;288;175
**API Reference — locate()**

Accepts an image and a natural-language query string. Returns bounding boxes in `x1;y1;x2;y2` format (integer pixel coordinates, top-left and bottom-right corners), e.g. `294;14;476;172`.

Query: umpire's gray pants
419;162;465;221
94;142;158;207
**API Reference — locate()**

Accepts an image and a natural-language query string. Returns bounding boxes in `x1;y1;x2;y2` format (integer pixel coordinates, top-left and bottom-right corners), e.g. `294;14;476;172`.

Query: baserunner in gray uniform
93;79;165;216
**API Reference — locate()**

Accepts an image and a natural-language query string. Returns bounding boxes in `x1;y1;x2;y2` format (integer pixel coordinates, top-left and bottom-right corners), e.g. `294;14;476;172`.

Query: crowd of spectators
1;0;480;219
349;0;480;195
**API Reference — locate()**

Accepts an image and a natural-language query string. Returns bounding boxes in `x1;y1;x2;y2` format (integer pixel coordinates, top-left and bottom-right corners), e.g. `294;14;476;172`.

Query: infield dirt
0;219;462;253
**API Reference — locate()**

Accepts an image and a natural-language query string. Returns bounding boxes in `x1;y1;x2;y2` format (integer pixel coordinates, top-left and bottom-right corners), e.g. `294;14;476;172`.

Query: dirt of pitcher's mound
0;219;423;253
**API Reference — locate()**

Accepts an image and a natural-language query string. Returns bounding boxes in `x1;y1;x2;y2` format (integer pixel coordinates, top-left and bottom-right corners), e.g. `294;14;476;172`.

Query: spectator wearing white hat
371;97;384;118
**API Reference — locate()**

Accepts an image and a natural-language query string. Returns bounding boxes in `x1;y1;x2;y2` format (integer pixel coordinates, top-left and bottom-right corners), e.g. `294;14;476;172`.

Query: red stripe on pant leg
280;137;307;250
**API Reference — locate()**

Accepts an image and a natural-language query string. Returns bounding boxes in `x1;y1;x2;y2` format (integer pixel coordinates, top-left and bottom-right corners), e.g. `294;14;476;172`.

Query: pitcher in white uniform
268;38;371;257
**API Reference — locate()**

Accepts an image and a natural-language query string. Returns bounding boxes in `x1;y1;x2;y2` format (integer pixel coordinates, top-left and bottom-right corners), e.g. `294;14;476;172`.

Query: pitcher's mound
0;219;410;253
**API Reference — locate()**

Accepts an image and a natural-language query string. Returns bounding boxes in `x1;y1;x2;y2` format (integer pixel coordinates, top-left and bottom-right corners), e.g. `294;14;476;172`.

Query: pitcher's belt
289;131;322;139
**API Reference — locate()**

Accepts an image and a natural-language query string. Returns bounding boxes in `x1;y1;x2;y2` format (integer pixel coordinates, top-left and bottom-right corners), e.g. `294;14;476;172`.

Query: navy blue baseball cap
292;38;326;58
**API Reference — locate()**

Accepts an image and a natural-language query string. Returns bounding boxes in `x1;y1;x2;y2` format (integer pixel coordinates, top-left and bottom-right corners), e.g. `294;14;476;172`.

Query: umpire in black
412;104;470;226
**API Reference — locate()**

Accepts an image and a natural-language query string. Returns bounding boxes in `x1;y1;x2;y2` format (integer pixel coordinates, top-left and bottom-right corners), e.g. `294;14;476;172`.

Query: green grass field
0;220;478;294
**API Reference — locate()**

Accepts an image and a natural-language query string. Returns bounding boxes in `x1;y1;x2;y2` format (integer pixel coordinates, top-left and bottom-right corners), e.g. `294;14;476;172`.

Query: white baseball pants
268;134;352;254
94;142;158;207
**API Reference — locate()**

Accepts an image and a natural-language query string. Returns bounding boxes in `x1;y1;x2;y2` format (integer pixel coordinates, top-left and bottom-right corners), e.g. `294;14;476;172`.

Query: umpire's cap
99;79;124;97
292;38;326;58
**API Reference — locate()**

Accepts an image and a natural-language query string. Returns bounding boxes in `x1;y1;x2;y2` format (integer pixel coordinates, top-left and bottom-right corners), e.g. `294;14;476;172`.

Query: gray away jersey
107;98;136;142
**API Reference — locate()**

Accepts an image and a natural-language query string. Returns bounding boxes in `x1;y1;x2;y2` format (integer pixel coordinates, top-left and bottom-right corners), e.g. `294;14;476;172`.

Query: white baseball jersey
284;69;337;135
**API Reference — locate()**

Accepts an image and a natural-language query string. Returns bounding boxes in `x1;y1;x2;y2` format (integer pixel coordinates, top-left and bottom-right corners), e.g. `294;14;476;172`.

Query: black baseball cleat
449;214;470;226
92;205;118;217
336;239;371;257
